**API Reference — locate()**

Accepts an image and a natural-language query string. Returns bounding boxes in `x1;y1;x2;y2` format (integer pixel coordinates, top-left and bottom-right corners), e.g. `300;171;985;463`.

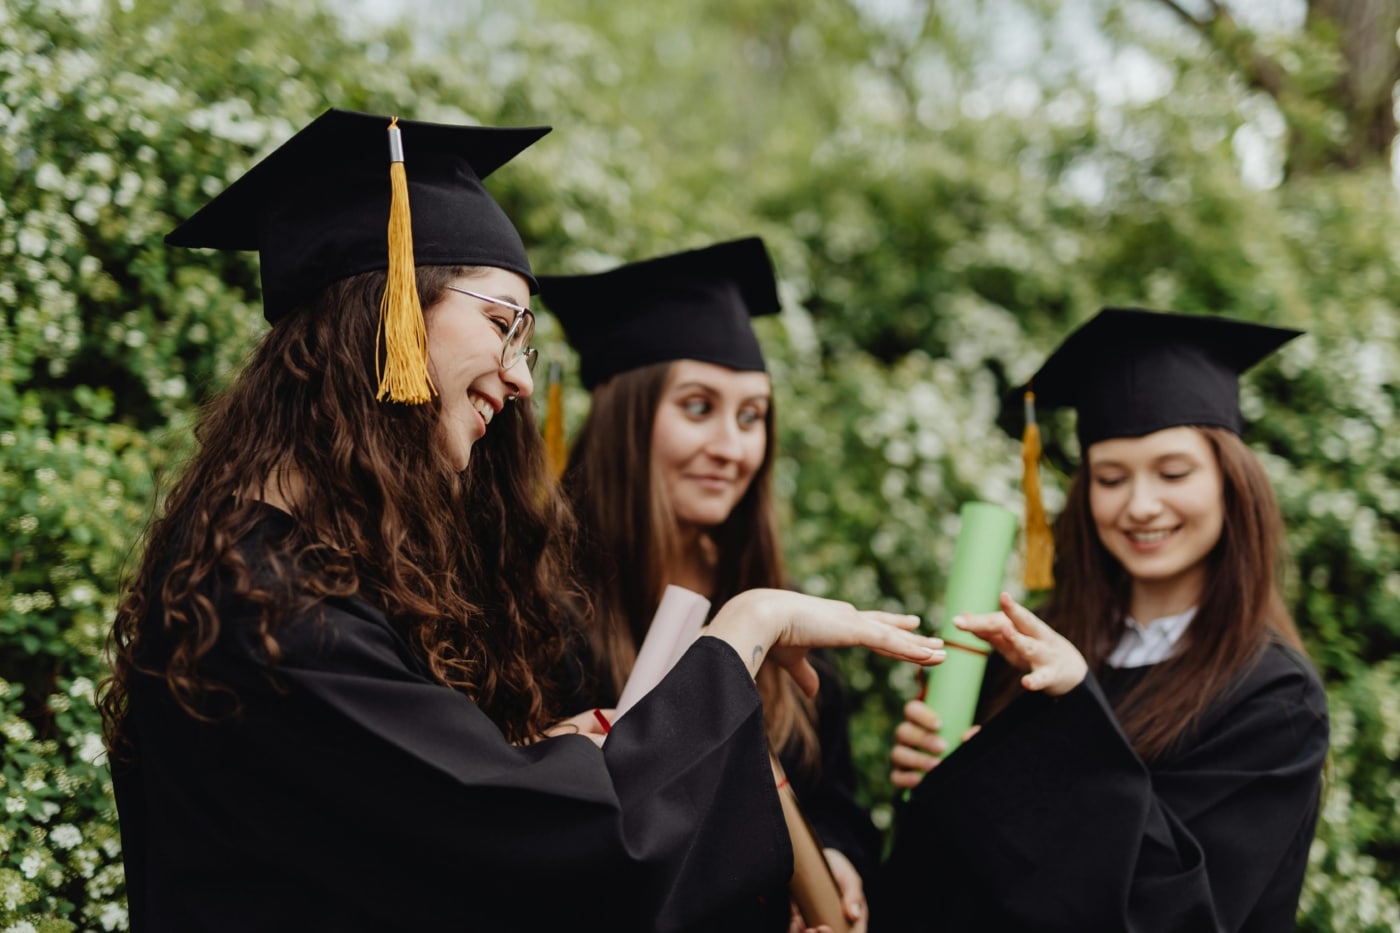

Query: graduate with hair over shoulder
101;109;945;933
878;308;1329;932
540;238;881;932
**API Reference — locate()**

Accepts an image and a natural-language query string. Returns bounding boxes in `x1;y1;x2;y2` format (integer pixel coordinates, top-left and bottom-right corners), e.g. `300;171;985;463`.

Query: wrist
704;590;781;678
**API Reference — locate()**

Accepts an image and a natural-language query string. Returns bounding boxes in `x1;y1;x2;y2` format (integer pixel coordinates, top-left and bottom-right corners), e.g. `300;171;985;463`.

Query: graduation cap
166;107;549;403
537;237;780;390
1012;307;1303;589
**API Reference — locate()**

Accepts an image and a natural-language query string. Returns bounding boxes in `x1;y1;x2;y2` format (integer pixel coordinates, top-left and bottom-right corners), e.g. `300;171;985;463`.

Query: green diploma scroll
921;501;1018;756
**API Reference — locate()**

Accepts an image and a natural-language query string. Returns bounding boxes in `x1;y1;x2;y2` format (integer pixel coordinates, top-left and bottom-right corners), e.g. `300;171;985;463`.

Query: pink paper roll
614;585;711;718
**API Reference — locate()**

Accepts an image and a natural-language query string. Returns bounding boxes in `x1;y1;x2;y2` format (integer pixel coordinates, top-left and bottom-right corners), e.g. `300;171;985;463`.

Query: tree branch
1151;0;1289;100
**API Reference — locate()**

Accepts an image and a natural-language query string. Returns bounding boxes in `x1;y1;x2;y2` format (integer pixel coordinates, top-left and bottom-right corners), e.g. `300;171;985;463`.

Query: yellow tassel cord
376;117;436;404
1021;390;1055;590
544;361;568;481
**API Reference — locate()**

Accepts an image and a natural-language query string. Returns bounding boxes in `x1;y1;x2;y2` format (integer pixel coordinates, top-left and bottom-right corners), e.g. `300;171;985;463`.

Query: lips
687;474;735;491
1127;528;1175;543
468;391;500;427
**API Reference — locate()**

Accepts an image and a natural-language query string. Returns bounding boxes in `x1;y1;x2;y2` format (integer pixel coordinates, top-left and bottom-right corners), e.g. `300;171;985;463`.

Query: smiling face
650;360;771;532
425;268;535;471
1087;426;1225;608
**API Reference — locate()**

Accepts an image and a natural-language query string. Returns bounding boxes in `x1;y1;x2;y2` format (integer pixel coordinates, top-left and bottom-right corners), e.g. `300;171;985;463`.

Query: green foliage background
2;0;1397;929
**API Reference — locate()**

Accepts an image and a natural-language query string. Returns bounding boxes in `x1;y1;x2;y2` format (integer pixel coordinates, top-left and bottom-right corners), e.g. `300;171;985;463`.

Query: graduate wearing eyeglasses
102;109;945;933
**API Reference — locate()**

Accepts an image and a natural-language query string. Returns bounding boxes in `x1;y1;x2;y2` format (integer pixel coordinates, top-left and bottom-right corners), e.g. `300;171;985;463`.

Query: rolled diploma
771;754;849;933
920;501;1018;756
614;585;711;719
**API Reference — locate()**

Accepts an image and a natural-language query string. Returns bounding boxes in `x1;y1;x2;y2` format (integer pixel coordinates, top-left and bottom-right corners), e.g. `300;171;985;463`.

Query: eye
1161;469;1193;482
1092;474;1126;489
485;314;511;336
737;407;767;429
681;398;711;418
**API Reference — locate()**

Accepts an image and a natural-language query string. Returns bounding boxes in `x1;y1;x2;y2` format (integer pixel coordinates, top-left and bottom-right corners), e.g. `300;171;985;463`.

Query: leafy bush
2;0;1398;929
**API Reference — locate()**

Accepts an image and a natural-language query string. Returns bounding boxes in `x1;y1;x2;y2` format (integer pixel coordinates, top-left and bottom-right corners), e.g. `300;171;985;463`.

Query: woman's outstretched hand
954;593;1087;697
704;589;945;697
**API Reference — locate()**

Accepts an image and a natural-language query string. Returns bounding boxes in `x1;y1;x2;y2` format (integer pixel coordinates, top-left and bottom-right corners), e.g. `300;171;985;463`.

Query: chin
676;506;735;528
448;443;473;472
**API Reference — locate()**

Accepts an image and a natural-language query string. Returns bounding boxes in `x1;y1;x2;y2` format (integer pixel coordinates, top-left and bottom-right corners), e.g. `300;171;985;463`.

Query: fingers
902;700;941;733
892;722;944;758
789;656;820;698
1000;592;1051;638
954;612;1025;668
890;743;941;774
823;848;866;930
860;624;946;665
863;609;922;631
890;767;927;790
891;701;946;786
952;610;1013;643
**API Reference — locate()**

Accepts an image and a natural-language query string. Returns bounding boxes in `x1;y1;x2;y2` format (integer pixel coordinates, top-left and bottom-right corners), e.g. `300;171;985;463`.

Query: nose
1125;478;1163;523
703;417;744;462
502;357;534;401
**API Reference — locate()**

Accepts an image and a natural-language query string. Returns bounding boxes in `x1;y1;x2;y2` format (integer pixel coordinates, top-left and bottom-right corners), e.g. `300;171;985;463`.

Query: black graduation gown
111;510;793;932
567;638;880;885
874;641;1329;932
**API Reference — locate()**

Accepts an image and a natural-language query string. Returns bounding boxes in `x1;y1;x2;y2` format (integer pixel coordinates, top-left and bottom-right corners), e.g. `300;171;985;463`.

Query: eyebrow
671;381;771;403
1091;451;1200;469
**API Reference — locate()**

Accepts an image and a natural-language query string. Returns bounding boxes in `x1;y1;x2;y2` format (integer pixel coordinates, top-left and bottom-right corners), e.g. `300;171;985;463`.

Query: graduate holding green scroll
905;502;1017;770
874;308;1328;931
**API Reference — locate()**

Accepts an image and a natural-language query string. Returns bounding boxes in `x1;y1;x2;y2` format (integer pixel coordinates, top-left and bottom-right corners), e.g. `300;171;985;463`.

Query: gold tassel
544;361;567;481
1022;389;1055;590
375;117;436;404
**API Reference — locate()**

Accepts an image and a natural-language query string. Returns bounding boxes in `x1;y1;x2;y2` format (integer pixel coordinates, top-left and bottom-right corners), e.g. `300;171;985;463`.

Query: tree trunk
1303;0;1400;171
1153;0;1399;175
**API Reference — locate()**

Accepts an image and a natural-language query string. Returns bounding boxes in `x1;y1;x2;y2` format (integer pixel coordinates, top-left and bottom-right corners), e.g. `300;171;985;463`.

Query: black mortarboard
166;108;549;322
1012;307;1302;590
1015;307;1303;449
537;237;780;390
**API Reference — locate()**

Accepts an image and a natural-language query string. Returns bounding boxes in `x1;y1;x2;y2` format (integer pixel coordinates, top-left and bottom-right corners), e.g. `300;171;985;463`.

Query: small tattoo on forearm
751;646;764;670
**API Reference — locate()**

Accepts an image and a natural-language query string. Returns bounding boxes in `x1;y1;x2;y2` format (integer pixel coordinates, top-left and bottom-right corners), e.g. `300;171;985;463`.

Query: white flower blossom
98;901;129;931
72;731;107;766
50;824;82;849
1;719;34;743
19;853;43;880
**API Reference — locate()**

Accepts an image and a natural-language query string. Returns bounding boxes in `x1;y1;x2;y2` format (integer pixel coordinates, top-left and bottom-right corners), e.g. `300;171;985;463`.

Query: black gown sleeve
873;642;1328;932
783;653;882;880
114;590;793;933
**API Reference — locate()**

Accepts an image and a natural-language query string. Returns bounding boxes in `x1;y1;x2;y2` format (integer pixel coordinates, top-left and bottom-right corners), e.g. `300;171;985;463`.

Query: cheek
649;419;693;474
1088;486;1119;529
1191;483;1227;538
425;314;465;379
739;433;767;473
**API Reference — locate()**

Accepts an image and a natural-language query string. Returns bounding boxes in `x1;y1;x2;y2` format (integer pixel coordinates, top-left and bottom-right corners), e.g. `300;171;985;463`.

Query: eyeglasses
443;285;539;373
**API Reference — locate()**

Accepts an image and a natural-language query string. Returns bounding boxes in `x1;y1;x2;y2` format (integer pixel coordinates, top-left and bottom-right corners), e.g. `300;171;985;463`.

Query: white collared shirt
1106;607;1196;669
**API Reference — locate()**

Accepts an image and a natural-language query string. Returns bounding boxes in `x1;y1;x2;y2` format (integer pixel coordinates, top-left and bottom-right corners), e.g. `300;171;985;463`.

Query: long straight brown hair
102;266;583;752
1039;426;1303;761
562;361;820;769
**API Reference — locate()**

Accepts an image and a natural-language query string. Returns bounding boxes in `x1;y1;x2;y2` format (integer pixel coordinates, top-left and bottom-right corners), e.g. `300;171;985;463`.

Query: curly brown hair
101;266;584;753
